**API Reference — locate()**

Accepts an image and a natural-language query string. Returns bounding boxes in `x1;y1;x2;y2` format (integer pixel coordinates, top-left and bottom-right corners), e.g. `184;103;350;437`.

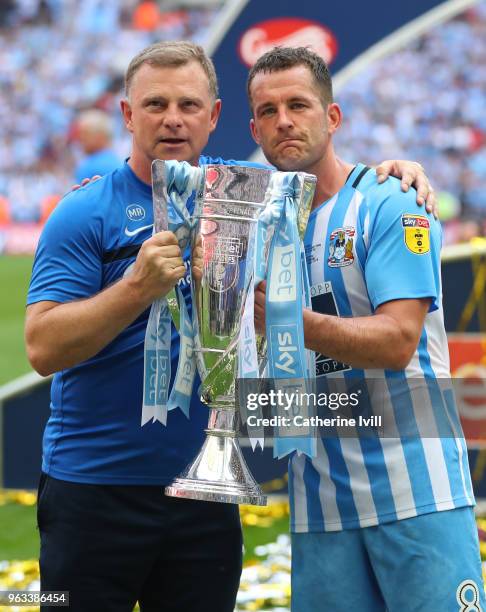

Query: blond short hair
125;41;219;100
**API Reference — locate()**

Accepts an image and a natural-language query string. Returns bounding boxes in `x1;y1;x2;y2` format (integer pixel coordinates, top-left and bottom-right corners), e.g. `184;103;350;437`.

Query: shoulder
358;171;441;246
357;169;405;202
359;170;421;216
59;169;120;212
45;170;124;239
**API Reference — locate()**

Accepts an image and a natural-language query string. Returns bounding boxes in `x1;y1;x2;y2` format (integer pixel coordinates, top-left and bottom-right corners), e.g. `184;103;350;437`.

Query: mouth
276;138;302;148
158;138;187;146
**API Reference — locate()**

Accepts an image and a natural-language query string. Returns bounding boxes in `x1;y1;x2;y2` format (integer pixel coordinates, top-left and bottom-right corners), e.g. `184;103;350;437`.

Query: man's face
249;65;339;173
122;61;221;167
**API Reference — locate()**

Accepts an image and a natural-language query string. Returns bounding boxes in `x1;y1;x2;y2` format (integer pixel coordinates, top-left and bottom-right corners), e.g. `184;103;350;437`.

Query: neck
128;152;152;186
310;151;354;209
128;150;200;185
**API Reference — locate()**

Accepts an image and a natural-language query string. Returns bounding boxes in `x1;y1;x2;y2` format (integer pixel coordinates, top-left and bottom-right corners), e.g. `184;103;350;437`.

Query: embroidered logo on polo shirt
328;226;355;267
126;204;146;221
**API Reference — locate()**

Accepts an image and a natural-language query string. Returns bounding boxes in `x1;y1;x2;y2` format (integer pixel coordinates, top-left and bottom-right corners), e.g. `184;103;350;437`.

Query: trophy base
165;479;267;506
164;432;267;506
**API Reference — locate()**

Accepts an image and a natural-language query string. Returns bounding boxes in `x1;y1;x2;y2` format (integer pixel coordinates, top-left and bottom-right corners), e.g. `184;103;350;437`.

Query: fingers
377;161;438;217
395;162;426;196
81;175;101;185
402;163;438;217
149;230;180;247
375;160;393;184
254;282;266;334
142;240;184;269
400;171;415;194
191;245;204;283
147;243;182;258
169;263;187;281
406;162;428;203
134;232;186;295
71;175;102;192
192;265;203;283
424;188;439;219
254;281;266;303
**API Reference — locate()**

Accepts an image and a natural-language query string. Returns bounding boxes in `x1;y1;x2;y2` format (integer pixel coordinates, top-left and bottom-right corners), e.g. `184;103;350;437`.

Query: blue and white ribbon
166;285;196;417
238;172;316;458
265;173;315;459
142;161;202;425
142;296;171;425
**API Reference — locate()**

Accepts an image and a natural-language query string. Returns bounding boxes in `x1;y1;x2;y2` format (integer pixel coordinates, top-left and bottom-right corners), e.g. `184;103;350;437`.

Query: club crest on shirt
401;214;430;254
328;226;355;267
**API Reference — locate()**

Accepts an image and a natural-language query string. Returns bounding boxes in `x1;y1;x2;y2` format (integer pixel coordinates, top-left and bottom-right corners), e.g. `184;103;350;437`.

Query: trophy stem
165;408;267;506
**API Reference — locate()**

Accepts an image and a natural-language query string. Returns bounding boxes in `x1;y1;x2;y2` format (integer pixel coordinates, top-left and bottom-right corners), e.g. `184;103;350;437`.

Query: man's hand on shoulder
71;175;102;191
375;160;437;219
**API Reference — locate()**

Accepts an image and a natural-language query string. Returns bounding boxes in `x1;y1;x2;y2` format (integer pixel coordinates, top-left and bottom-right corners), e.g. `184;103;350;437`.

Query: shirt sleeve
27;190;104;305
364;181;441;312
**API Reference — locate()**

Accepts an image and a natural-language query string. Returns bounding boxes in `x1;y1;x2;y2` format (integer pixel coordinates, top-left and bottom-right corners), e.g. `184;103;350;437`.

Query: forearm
25;276;154;375
26;230;186;375
303;309;417;370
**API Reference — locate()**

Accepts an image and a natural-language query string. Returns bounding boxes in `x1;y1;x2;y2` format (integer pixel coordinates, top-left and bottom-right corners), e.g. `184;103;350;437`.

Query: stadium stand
335;3;486;244
0;0;222;227
0;0;484;243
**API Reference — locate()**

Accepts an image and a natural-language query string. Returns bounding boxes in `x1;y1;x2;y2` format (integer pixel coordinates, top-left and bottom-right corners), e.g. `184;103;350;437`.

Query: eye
146;99;163;109
290;101;307;110
181;100;199;110
259;107;275;117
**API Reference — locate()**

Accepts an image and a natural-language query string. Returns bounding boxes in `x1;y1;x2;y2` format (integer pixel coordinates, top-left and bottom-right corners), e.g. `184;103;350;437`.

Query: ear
120;99;133;133
327;102;342;135
209;99;222;133
250;118;260;145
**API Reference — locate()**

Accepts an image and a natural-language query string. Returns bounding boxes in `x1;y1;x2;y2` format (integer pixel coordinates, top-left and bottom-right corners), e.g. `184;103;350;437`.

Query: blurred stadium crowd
335;3;486;245
0;0;484;246
0;0;221;225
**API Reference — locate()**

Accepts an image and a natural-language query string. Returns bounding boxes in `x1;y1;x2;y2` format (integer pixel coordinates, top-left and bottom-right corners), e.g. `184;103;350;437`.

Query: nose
162;104;183;129
276;107;293;130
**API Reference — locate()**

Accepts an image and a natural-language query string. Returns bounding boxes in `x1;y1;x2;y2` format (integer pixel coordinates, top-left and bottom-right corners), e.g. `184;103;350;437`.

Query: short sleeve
364;182;441;312
27;191;104;305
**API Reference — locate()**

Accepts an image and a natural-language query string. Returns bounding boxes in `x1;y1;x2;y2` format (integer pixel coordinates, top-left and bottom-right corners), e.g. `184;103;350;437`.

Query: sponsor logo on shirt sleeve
401;214;430;254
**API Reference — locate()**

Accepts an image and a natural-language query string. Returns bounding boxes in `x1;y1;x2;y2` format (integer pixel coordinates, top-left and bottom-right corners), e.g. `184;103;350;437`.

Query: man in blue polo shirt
25;41;435;611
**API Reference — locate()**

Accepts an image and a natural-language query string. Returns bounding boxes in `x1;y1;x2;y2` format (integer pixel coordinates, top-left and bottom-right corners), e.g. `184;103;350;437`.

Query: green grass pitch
0;255;34;386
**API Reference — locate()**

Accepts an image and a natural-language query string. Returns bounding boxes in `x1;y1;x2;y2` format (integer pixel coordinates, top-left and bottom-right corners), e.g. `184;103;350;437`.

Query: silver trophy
153;162;315;505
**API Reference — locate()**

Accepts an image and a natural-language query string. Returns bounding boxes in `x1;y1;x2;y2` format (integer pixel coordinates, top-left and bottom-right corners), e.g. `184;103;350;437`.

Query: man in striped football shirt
249;46;484;612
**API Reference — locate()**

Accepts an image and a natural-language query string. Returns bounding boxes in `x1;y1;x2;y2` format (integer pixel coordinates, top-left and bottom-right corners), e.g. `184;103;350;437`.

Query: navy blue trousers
37;473;242;611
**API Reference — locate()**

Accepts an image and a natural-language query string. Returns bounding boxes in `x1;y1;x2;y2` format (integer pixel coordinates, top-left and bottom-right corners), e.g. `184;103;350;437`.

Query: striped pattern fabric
289;164;473;533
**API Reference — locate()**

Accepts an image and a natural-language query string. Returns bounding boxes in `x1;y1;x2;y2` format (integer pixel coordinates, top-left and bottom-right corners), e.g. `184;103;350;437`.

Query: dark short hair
247;46;333;108
125;40;219;100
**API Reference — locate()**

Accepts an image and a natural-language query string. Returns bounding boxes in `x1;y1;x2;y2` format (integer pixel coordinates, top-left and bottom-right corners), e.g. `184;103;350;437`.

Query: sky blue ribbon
142;161;201;424
264;173;316;459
